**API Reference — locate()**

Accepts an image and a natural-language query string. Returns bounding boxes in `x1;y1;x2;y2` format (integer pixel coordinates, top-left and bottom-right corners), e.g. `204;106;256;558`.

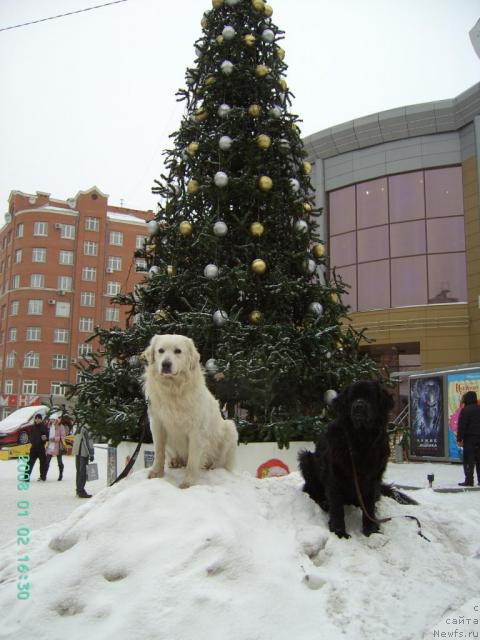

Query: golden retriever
142;334;238;488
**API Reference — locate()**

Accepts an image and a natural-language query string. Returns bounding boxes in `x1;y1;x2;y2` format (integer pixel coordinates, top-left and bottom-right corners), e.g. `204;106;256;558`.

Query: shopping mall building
304;82;480;398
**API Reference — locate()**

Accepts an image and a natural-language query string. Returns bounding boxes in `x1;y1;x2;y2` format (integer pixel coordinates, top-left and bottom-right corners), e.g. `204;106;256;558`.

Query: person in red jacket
457;391;480;487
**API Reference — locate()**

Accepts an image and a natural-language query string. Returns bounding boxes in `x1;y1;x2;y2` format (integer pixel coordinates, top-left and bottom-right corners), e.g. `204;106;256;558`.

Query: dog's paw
169;457;186;469
148;469;164;479
179;480;191;489
334;530;351;540
363;524;381;537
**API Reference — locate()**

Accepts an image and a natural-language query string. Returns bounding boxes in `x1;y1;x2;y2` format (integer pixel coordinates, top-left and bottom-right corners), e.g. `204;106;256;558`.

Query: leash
343;429;431;542
109;410;148;486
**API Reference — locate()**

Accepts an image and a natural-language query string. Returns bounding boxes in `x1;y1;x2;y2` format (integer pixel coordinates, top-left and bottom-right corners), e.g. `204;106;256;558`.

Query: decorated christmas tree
71;0;379;447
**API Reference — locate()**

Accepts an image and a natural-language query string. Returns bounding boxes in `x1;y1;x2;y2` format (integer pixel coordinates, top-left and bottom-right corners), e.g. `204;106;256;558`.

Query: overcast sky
0;0;478;220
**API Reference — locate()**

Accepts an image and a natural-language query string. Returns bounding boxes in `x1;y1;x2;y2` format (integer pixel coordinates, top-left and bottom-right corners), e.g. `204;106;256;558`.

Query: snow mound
0;469;478;640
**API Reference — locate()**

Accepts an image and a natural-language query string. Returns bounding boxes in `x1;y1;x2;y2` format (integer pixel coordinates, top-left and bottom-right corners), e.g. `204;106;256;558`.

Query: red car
0;405;50;446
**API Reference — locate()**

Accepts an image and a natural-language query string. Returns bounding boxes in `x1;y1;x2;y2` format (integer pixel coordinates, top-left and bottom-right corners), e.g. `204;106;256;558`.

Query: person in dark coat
27;413;49;481
457;391;480;487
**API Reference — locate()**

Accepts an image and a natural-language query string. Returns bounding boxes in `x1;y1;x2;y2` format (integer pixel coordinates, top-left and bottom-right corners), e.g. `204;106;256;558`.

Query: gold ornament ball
146;244;156;255
201;16;208;28
276;46;285;60
303;161;313;175
264;4;273;16
312;243;325;259
256;134;271;150
187;179;200;194
252;0;264;11
249;310;263;324
303;202;313;215
179;221;193;236
248;104;262;118
251;259;267;274
256;64;270;78
195;108;207;123
187;142;199;157
330;293;340;303
205;75;216;86
167;265;174;276
216;35;224;45
279;78;288;92
244;34;256;47
258;176;273;192
154;308;169;320
212;0;223;8
250;221;265;237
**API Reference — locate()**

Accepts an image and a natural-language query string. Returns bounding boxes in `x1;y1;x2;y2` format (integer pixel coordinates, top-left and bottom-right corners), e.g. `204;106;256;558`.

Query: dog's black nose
161;359;172;373
351;399;368;416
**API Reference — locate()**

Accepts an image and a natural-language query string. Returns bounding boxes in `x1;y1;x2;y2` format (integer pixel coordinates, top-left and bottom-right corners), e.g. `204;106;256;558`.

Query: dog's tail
381;483;418;505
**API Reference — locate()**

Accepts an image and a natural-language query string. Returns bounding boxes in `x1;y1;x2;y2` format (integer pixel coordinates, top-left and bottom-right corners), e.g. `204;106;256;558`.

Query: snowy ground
0;454;479;640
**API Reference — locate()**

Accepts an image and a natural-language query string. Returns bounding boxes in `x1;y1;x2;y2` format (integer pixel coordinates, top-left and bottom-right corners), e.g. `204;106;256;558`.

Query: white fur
142;334;238;488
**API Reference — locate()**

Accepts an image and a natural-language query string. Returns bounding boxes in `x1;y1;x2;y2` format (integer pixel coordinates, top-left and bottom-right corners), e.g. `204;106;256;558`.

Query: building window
136;235;147;249
58;276;72;292
1;305;5;320
109;231;123;246
26;327;41;341
4;379;13;394
50;382;66;396
15;224;24;239
135;258;147;272
27;300;43;315
10;301;19;316
105;307;120;322
85;217;100;232
6;352;15;368
53;328;69;343
24;352;40;368
107;256;122;272
15;249;22;264
78;343;93;357
80;291;95;306
82;267;97;282
106;281;121;296
22;380;38;395
79;317;94;332
32;248;47;263
60;224;75;240
55;302;71;318
52;355;68;370
328;166;466;312
59;250;74;266
83;240;98;256
12;275;20;289
34;221;48;236
30;274;45;288
7;327;17;342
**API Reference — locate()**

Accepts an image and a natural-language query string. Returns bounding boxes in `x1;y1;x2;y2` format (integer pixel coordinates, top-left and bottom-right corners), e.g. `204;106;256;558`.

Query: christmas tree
71;0;379;447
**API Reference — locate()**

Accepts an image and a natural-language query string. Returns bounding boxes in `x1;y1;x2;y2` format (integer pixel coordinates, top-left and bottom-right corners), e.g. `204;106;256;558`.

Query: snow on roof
0;404;49;433
107;211;146;225
36;205;78;214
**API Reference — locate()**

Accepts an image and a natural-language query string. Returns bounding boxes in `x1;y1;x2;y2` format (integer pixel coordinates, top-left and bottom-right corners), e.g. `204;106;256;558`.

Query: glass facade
328;167;466;312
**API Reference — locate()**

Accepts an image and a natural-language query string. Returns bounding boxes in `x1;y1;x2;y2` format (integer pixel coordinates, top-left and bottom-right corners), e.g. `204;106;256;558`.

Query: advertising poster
447;371;480;461
409;376;444;457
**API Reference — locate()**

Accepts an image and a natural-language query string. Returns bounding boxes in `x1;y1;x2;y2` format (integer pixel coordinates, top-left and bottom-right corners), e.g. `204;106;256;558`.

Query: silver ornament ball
269;106;282;118
148;265;160;278
213;310;228;326
222;26;236;40
205;358;219;375
204;264;219;279
303;258;316;275
308;302;324;316
219;135;233;151
289;178;300;193
225;0;241;5
324;389;338;405
213;220;228;236
294;219;308;234
262;29;275;43
221;60;234;75
147;220;159;235
214;171;229;188
218;103;231;118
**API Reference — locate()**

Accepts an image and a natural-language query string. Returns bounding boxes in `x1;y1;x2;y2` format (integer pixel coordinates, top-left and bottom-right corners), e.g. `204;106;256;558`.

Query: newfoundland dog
299;380;396;539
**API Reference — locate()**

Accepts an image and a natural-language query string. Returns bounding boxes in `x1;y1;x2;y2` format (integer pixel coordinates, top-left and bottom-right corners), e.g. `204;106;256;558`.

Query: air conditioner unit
106;268;114;273
54;223;62;230
48;299;56;305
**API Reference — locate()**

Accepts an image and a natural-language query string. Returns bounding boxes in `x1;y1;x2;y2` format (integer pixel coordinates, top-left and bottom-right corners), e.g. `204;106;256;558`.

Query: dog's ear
140;336;156;366
186;338;201;371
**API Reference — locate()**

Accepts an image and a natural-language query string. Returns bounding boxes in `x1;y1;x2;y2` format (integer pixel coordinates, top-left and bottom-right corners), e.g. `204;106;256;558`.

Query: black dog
299;380;398;539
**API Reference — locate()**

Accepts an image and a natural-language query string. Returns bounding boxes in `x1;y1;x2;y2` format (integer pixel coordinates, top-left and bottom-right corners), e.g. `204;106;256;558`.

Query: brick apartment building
0;186;153;418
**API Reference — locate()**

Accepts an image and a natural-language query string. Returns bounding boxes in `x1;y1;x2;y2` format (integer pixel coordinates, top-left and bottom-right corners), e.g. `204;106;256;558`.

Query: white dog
142;334;238;488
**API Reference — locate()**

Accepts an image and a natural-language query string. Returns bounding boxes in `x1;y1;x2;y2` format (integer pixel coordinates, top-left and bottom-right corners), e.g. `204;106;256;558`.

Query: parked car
0;405;50;446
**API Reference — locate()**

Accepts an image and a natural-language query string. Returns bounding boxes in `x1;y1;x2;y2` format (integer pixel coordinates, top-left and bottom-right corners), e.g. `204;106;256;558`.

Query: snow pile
0;467;479;640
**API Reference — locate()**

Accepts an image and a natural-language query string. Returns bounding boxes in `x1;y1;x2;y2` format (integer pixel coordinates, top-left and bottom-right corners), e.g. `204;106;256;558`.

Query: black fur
299;380;394;539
